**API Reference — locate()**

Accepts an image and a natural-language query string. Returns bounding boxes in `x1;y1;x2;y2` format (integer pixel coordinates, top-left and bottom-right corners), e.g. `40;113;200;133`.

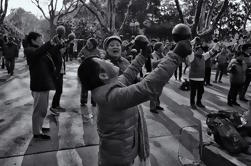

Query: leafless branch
31;0;49;20
79;0;109;33
118;0;133;33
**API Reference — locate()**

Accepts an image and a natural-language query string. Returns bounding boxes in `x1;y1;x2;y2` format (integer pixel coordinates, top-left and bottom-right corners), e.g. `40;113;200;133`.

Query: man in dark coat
24;32;58;140
3;37;19;75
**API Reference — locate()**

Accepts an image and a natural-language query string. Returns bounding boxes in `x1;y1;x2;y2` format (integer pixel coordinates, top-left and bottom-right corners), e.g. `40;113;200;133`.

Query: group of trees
1;0;251;42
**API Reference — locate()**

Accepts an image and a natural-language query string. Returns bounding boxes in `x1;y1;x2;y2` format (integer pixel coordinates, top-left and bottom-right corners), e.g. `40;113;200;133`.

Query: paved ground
0;54;251;166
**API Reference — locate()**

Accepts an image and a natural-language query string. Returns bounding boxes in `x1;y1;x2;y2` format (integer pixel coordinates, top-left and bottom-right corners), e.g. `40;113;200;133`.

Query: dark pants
150;95;161;110
81;84;95;106
52;74;63;108
5;58;15;75
1;56;4;69
190;80;204;105
215;63;227;82
240;74;251;99
174;63;182;80
228;83;243;103
205;67;211;85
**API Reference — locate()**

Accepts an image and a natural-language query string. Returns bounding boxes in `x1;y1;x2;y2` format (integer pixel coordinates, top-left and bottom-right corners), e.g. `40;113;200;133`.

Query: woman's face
86;40;94;49
106;40;121;59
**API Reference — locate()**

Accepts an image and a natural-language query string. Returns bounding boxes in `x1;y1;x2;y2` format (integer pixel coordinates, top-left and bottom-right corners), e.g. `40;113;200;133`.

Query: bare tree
80;0;133;35
242;0;251;30
31;0;79;37
174;0;229;38
0;0;8;24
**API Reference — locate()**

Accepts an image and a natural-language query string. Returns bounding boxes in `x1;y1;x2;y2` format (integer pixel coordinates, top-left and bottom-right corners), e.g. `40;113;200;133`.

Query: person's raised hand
134;35;149;51
173;40;192;58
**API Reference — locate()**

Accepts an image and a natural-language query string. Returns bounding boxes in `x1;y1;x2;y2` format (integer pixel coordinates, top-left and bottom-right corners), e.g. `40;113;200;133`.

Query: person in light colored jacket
78;35;192;166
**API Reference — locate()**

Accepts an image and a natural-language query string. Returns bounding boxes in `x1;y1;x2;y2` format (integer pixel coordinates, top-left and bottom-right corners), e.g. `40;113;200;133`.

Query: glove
134;35;149;51
141;44;152;58
173;40;192;58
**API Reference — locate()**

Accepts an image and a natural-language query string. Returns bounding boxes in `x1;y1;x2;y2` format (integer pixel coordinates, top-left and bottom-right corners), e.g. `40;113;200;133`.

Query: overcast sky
7;0;63;18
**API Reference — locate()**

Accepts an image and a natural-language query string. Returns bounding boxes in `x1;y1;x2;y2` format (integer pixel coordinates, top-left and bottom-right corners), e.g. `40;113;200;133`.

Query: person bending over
78;35;192;166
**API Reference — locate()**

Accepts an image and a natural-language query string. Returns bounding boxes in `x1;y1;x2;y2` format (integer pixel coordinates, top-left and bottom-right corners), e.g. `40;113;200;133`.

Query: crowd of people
1;23;251;165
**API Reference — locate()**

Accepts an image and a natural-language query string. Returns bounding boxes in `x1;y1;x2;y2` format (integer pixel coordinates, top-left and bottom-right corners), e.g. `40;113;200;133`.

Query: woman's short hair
27;32;41;45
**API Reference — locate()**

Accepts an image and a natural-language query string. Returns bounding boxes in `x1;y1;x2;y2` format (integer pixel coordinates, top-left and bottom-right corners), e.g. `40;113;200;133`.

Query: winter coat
105;55;130;75
48;45;65;77
24;42;56;91
151;51;164;69
3;42;19;59
92;52;182;165
228;58;247;84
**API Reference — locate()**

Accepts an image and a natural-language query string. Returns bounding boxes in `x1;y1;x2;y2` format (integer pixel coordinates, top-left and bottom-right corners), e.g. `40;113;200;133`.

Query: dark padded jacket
24;42;56;91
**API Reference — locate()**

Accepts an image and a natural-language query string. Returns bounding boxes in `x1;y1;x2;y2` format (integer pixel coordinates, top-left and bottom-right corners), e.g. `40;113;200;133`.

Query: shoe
207;83;213;86
42;128;50;133
150;109;159;114
50;107;60;116
55;106;66;112
240;97;248;102
218;80;222;83
197;103;206;108
191;104;197;110
33;134;51;140
81;103;87;107
232;102;240;106
227;102;233;107
156;106;164;110
213;81;217;83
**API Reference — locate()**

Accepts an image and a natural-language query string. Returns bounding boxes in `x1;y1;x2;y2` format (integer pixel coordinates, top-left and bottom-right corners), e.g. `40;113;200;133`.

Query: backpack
180;79;190;91
206;111;249;154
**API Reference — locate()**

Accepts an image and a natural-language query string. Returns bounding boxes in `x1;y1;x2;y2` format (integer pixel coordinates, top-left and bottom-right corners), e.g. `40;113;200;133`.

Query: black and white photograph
0;0;251;165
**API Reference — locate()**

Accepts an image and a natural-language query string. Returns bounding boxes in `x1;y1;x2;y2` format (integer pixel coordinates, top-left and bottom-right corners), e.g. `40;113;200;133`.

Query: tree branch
0;0;8;23
174;0;185;23
205;0;217;29
80;0;109;33
199;0;229;37
31;0;49;20
57;0;79;22
191;0;204;36
118;0;133;33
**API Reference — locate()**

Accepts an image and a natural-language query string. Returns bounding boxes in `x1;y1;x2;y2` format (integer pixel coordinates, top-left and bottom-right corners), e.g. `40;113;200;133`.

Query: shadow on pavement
21;115;59;166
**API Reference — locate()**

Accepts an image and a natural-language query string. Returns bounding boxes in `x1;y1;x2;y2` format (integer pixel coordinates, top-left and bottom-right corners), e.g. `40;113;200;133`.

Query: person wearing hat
49;25;67;115
78;37;101;108
103;35;130;75
239;43;251;102
187;37;220;109
78;34;192;165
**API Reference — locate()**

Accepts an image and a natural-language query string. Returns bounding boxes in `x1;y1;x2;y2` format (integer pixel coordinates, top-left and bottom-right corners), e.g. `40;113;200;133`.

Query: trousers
31;91;49;135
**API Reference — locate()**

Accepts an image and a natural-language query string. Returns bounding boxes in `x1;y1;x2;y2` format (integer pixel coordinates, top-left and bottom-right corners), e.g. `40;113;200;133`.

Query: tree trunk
199;0;229;39
243;9;251;30
191;0;204;37
174;0;185;23
49;20;56;38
